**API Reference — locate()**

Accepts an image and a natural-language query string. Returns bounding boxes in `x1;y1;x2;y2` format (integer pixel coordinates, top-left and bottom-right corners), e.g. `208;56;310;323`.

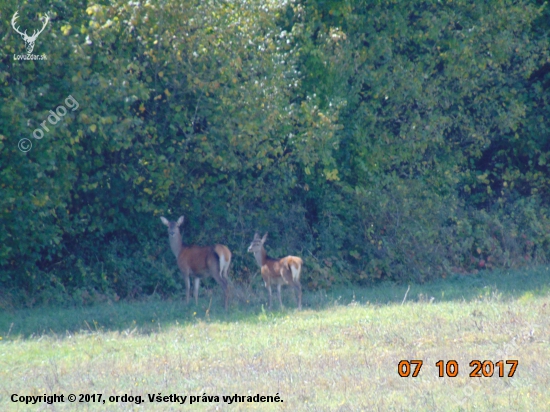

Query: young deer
160;216;231;310
248;233;303;310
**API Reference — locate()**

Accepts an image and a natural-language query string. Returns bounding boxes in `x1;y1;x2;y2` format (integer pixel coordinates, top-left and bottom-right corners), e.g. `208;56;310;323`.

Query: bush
1;0;549;306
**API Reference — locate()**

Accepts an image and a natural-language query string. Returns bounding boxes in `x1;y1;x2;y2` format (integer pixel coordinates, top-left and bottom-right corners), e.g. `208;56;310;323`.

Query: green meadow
1;267;549;411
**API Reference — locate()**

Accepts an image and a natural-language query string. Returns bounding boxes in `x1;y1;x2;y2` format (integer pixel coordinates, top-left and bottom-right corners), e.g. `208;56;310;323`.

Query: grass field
1;267;549;411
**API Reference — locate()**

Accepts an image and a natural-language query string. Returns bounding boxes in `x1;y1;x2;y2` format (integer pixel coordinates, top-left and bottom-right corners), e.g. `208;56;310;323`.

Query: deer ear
253;232;260;240
160;217;169;226
262;233;268;243
176;216;184;227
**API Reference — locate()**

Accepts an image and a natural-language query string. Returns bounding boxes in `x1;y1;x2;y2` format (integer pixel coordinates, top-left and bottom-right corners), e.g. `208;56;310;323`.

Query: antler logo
11;11;49;55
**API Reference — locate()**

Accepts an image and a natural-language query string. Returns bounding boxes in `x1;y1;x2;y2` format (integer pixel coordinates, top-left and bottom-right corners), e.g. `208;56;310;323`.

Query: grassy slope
1;267;549;411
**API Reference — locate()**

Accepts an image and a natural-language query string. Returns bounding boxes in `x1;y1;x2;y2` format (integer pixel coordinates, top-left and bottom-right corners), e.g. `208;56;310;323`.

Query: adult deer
248;233;303;310
160;216;231;310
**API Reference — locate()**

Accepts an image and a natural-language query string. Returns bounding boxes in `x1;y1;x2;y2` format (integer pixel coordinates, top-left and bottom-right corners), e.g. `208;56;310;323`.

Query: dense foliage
1;0;549;306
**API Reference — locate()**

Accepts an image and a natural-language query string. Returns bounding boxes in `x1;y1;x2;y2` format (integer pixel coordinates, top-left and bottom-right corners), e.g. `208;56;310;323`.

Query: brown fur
161;216;230;310
214;244;232;279
248;233;302;309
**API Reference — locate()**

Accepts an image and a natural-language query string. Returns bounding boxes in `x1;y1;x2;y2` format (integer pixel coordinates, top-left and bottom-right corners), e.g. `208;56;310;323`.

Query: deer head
11;11;49;55
248;232;268;254
160;216;185;258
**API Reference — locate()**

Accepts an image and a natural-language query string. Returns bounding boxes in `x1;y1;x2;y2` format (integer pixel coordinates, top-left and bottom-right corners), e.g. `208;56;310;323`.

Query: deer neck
253;247;268;267
169;230;183;258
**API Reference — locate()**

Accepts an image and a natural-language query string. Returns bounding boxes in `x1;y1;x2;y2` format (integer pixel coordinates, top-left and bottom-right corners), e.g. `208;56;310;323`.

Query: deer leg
294;282;302;310
266;284;273;310
277;284;284;309
224;259;231;279
212;273;229;311
220;257;230;280
184;272;191;304
225;283;229;311
193;277;200;305
223;275;229;311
